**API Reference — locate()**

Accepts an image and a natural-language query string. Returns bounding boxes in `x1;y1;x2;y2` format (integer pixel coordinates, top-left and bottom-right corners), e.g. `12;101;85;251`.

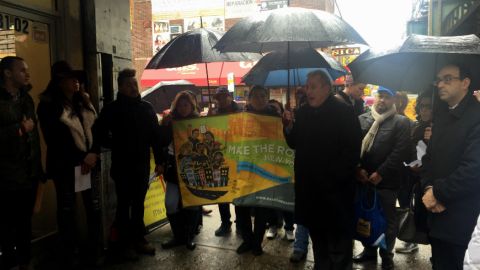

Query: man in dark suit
421;63;480;270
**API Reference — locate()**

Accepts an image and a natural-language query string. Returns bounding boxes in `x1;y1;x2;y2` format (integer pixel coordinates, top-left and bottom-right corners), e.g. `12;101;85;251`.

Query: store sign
331;47;361;56
152;0;224;20
225;0;261;19
260;0;288;11
0;13;29;34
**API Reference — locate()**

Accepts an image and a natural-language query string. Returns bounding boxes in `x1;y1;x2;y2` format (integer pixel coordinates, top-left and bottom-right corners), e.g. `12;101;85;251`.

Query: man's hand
83;153;98;168
368;172;383;185
424;126;432;141
474;90;480;102
356;168;369;184
431;203;446;213
21;117;35;133
155;164;164;176
282;110;294;130
422;187;437;209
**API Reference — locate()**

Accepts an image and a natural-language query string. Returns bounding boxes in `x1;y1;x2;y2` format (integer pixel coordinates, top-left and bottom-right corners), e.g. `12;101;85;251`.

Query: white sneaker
285;230;295;241
266;227;278;239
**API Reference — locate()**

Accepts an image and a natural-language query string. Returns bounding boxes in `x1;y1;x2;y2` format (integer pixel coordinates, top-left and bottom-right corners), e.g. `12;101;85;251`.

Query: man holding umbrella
283;70;362;269
421;63;480;270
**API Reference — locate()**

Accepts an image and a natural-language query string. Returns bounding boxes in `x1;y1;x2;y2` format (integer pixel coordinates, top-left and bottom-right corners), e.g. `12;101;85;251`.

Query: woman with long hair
37;61;100;267
160;91;202;250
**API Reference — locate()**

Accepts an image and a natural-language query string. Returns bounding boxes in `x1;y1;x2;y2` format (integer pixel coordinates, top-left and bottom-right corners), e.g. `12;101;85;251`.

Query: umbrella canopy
141;80;196;114
348;34;480;92
242;47;347;87
214;7;367;53
146;28;261;69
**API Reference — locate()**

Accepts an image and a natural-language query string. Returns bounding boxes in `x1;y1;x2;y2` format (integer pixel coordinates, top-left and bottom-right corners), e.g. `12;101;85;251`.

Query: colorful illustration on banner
173;113;294;210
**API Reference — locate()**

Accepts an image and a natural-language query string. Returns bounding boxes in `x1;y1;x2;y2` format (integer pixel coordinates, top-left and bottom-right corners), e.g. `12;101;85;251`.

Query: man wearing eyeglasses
421;64;480;270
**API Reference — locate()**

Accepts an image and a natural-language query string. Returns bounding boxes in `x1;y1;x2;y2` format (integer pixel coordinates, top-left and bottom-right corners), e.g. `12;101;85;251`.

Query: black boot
162;212;186;249
185;208;200;250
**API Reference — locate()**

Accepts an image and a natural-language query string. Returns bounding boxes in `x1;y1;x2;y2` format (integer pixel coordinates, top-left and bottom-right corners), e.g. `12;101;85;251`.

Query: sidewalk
34;205;433;270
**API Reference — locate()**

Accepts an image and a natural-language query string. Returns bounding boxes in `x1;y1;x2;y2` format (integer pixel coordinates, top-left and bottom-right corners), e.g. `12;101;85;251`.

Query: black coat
335;91;365;117
37;93;94;179
358;112;411;189
92;93;162;181
421;94;480;247
284;95;362;229
0;87;43;190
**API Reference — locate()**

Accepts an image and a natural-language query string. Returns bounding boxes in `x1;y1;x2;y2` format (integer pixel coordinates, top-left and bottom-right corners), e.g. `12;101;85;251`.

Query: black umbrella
213;7;368;53
146;28;261;106
242;47;347;87
213;7;367;106
146;28;260;69
348;34;480;92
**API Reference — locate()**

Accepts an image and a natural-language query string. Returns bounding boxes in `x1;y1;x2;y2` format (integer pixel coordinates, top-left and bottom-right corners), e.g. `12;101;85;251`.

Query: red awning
141;61;256;88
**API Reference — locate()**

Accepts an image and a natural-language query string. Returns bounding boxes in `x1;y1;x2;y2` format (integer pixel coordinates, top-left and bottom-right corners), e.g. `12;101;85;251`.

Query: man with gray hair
283;70;362;269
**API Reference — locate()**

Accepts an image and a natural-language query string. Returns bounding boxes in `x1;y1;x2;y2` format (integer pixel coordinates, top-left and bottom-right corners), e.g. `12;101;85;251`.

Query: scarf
360;104;397;157
60;104;97;152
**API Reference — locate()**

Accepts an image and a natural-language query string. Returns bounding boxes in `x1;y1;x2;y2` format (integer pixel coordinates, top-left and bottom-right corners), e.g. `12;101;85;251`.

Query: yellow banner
143;157;168;230
173;112;295;211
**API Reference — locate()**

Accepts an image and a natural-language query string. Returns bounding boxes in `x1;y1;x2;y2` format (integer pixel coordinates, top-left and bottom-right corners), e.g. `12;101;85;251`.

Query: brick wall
0;30;16;58
132;0;152;89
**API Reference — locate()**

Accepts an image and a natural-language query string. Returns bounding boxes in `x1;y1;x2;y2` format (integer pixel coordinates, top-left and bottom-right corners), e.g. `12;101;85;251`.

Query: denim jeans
293;224;310;253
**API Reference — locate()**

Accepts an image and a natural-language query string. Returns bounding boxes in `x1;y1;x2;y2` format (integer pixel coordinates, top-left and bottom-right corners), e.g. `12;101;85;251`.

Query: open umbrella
145;28;261;105
348;34;480;92
141;80;196;114
213;7;367;53
242;47;347;87
213;7;367;106
146;28;260;69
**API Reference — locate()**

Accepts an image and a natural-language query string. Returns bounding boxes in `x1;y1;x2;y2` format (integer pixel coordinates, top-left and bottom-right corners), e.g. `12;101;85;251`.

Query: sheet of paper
75;166;91;192
404;140;428;168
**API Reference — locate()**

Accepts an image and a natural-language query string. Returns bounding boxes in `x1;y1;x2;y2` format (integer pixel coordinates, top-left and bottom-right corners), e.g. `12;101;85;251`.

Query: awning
141;61;256;88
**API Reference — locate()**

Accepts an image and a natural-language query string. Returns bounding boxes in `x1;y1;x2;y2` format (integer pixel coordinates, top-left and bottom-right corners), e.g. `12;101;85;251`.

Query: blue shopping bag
354;186;387;249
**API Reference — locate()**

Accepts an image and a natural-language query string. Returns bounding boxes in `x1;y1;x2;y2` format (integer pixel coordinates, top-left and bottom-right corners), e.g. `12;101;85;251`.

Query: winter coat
358;112;411;190
208;101;241;115
0;87;43;190
284;95;362;228
421;94;480;247
464;215;480;270
335;91;365;116
92;93;162;181
160;113;199;185
37;92;96;179
245;104;279;117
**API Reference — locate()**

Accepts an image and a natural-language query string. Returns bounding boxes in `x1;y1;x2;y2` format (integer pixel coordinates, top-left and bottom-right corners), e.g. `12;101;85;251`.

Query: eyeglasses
433;75;461;86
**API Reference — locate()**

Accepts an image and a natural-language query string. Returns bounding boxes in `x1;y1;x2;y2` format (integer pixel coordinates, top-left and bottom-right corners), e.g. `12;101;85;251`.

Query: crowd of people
1;55;480;270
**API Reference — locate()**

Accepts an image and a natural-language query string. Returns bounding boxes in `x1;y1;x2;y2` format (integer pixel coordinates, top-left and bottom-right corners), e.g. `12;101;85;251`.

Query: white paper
75;166;91;192
404;140;427;167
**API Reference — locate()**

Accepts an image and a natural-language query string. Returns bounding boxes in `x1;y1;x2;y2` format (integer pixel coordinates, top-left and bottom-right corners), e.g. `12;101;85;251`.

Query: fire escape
442;0;480;35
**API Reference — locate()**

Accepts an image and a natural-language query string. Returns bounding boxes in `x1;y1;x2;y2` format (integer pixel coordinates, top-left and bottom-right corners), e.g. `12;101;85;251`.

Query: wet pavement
34;205;433;269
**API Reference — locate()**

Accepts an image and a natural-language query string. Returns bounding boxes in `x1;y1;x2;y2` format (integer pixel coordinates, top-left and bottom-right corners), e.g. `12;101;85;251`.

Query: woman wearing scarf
37;61;100;268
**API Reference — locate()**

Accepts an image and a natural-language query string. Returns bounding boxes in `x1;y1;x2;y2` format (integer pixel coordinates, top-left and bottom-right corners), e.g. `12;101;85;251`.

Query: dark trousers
53;170;101;264
430;238;466;270
363;189;398;260
113;176;149;245
0;188;35;269
308;225;353;270
267;210;294;231
235;206;268;248
397;171;415;208
218;203;231;224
